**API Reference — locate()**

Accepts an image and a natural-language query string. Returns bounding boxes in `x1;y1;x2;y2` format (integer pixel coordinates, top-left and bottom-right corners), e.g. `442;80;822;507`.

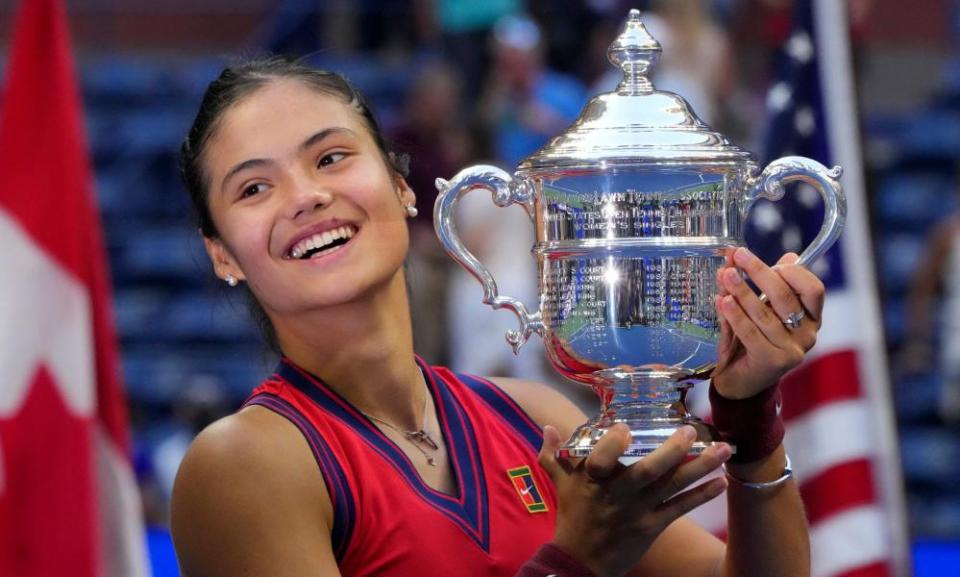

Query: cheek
217;211;274;272
357;189;410;260
346;162;404;218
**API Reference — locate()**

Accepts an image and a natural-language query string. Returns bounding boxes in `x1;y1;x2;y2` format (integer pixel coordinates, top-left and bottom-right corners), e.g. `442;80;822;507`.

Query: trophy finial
607;9;660;94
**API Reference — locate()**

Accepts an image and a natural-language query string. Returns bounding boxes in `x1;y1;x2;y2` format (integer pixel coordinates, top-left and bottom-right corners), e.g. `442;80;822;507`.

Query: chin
271;266;407;314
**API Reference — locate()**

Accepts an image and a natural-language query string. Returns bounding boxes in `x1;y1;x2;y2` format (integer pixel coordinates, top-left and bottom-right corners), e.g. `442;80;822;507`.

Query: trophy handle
434;165;544;354
745;156;847;267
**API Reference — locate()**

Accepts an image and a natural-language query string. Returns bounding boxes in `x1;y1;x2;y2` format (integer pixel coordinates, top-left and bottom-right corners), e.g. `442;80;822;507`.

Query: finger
719;294;805;369
731;248;806;344
537;425;566;481
715;266;730;297
722;246;736;268
713;295;736;374
718;294;776;356
654;476;728;524
775;252;800;266
772;262;825;326
719;265;794;349
623;426;697;488
769;266;820;352
584;424;630;481
713;264;739;373
653;443;732;502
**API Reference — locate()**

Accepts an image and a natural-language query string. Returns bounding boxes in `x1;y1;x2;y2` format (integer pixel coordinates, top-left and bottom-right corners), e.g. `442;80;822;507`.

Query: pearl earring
405;204;419;218
225;275;238;287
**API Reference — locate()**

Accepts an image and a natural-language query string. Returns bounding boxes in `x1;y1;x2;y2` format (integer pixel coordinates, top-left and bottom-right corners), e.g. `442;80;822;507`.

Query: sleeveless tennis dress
243;357;558;576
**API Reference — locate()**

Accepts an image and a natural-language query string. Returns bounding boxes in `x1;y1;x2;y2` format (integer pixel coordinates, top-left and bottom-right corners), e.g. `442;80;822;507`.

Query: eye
318;152;347;168
240;182;268;199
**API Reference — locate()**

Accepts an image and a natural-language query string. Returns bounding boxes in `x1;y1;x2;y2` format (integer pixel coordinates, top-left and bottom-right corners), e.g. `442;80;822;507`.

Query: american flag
690;2;910;576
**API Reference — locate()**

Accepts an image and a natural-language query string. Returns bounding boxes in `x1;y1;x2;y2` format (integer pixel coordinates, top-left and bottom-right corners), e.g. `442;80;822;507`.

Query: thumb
538;425;565;481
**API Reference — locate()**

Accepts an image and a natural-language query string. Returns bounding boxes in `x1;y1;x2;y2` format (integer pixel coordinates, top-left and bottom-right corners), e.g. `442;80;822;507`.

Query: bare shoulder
485;376;588;438
171;405;339;577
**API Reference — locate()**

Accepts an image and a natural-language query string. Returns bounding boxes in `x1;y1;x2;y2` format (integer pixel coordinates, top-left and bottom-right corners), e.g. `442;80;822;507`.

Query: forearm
721;445;810;577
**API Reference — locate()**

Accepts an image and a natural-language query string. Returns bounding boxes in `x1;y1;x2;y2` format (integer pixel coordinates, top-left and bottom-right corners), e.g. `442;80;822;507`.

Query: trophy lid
518;9;751;173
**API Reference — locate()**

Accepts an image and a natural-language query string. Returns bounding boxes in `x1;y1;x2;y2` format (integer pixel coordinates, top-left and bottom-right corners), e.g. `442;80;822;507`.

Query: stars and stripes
747;0;842;284
690;2;910;577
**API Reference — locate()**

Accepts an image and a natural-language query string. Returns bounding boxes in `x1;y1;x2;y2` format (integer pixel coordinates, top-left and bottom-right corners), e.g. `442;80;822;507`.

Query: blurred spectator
479;13;586;167
418;0;522;106
390;61;474;232
903;206;960;424
526;0;601;76
445;192;545;379
446;14;585;380
389;61;475;365
152;376;230;505
592;0;736;128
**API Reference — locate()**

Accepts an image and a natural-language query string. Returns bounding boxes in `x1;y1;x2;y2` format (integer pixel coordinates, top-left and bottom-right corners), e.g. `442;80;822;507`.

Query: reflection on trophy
434;9;846;458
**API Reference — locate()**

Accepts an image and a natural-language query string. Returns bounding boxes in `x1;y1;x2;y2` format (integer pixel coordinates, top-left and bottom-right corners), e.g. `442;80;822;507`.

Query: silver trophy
434;10;846;457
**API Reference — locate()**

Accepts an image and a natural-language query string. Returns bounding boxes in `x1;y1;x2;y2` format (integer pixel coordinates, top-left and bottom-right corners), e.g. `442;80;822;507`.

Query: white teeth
288;226;356;259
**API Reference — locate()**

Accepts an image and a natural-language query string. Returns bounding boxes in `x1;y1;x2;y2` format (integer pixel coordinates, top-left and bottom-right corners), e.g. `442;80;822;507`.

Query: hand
712;247;826;400
538;424;730;577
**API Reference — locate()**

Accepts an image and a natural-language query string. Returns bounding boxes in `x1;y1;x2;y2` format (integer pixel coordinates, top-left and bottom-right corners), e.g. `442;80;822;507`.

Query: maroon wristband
515;543;598;577
708;383;784;463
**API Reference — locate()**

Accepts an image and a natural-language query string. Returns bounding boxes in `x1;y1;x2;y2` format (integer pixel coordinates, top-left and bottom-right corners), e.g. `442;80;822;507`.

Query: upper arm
626;517;725;577
486;376;589;439
170;406;341;577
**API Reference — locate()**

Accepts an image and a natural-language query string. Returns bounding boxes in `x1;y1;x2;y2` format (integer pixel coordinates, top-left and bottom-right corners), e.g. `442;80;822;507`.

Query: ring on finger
782;310;805;329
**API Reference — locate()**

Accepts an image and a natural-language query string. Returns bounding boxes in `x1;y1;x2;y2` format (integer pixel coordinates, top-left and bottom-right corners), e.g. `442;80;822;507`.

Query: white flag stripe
784;399;875;481
0;209;95;417
96;425;151;577
813;1;910;573
810;506;891;577
803;290;859;357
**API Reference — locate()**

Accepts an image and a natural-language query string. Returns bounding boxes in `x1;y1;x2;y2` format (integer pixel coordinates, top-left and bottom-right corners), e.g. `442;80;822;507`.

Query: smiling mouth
286;225;357;260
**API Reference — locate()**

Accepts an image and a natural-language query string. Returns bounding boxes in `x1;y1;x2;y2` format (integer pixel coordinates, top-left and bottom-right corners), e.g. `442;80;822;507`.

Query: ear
203;236;245;282
395;175;417;210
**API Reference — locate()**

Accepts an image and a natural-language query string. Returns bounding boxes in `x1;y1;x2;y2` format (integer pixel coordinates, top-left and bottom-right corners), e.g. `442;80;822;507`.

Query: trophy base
555;369;732;463
557;417;726;464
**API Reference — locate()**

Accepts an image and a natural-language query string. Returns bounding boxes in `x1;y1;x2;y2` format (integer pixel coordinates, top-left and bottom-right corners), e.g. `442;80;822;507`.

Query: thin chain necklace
359;368;440;466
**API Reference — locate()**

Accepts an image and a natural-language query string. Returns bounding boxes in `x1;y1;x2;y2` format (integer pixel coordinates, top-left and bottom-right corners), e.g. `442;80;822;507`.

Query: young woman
171;58;823;577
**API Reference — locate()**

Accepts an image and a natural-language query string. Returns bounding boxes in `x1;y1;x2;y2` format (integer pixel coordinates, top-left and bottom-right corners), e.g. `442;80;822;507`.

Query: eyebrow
219;126;358;193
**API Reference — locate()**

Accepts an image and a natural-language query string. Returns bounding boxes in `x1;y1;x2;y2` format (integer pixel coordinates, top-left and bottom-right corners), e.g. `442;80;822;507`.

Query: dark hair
179;56;410;353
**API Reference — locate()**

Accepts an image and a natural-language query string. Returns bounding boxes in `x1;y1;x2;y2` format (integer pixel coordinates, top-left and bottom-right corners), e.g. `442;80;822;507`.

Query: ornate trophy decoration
434;10;845;458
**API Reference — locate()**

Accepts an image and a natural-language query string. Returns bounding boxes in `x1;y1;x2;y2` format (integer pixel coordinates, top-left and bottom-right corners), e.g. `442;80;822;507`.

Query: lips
284;221;358;260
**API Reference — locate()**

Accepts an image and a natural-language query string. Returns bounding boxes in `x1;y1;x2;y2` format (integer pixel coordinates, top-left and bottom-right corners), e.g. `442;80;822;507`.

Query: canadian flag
0;0;149;575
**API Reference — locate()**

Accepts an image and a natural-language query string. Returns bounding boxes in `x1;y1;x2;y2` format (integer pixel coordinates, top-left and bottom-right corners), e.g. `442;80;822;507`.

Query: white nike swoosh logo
521;485;534;496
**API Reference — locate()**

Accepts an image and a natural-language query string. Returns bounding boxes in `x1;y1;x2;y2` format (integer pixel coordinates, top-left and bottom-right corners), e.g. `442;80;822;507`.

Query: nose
288;181;333;220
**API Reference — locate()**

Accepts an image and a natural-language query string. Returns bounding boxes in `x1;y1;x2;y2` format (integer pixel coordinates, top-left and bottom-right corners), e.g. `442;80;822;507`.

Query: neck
272;270;425;430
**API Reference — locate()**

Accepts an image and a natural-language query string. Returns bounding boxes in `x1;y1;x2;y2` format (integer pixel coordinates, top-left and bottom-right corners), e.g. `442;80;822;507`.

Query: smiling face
200;78;415;320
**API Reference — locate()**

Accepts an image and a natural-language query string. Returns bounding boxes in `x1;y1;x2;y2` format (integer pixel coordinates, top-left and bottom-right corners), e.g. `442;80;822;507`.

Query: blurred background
1;0;959;575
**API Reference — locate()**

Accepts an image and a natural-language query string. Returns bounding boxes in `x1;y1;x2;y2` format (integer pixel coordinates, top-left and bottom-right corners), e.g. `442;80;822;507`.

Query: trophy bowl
434;10;845;458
